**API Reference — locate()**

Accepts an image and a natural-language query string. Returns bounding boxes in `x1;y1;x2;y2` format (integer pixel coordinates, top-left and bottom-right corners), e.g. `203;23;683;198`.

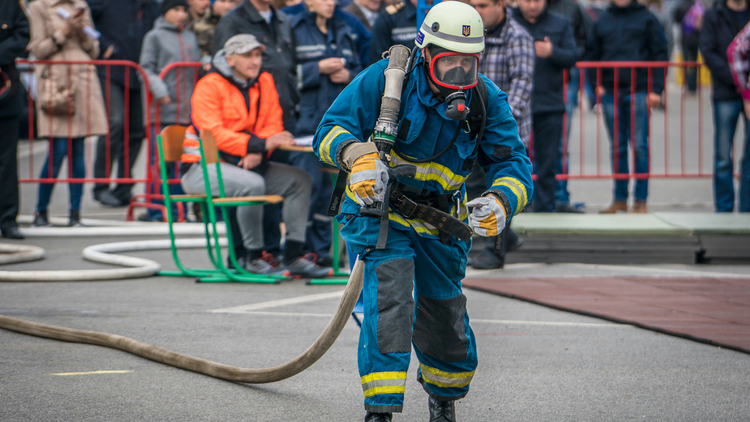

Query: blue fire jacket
314;54;533;239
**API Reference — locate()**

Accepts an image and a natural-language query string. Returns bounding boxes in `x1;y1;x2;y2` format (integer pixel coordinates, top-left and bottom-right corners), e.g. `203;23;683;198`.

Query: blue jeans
712;100;750;212
601;93;650;202
36;137;85;212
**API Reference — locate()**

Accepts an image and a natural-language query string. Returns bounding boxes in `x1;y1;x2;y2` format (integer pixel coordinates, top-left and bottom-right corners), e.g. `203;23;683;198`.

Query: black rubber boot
68;210;83;227
364;412;392;422
33;210;50;227
428;396;456;422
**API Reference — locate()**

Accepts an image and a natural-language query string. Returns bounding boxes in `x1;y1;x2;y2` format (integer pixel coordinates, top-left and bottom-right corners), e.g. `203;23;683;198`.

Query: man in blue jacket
290;0;362;265
87;0;159;207
368;0;416;65
514;0;577;212
586;0;667;214
700;0;750;212
314;3;532;421
282;0;372;68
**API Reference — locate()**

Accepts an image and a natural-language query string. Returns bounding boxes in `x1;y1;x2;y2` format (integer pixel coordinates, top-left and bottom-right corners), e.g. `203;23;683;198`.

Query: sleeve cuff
338;140;378;172
482;189;512;222
246;135;266;153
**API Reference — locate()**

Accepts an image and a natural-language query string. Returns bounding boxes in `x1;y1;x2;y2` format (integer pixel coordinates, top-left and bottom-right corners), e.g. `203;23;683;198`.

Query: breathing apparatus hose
0;259;364;384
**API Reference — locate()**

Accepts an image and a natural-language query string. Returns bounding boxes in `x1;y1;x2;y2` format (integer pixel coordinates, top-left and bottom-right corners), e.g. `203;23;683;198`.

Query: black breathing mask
424;46;479;120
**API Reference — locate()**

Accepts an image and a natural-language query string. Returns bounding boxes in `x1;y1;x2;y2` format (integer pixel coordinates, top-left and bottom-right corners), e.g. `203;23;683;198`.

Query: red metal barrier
17;59;154;185
558;61;711;181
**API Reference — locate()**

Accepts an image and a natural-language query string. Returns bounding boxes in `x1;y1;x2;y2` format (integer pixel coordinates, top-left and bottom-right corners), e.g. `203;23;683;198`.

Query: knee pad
375;258;415;355
413;294;468;362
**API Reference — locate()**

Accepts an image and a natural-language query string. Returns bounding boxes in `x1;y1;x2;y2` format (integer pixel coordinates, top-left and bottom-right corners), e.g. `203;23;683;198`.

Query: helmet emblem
462;25;471;37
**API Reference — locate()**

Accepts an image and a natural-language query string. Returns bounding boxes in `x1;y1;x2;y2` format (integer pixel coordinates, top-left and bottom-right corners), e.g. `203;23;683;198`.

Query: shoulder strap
467;77;488;141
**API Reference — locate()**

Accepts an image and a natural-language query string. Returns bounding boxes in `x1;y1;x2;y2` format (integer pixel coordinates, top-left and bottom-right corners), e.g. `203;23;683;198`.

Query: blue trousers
37;137;85;212
712;100;750;212
288;151;333;258
556;68;579;206
339;213;477;413
602;93;650;202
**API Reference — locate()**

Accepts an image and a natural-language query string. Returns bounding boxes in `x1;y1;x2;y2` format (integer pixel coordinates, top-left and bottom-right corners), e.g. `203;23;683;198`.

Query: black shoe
97;190;127;207
428;397;456;422
285;257;333;278
471;247;504;270
505;231;523;252
68;210;83;227
365;412;392;422
33;211;50;227
555;202;584;213
1;226;24;239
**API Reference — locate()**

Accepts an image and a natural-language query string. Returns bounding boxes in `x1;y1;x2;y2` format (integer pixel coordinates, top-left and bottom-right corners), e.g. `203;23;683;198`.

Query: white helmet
415;1;485;54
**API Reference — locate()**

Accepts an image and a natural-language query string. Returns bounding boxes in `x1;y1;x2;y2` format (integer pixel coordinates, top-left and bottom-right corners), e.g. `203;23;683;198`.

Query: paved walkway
463;274;750;354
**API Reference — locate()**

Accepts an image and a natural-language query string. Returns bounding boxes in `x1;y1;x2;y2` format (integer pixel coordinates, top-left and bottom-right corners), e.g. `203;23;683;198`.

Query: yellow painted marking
50;370;134;376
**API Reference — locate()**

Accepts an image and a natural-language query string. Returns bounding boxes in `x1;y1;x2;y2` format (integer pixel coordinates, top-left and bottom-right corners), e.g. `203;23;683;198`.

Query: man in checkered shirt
467;0;534;269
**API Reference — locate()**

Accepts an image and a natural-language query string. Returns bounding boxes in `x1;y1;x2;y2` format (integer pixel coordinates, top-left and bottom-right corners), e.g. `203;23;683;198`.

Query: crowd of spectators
3;0;750;272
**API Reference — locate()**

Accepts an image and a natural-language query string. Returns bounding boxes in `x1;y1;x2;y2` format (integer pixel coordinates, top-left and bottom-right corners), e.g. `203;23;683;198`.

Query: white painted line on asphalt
50;370;134;376
471;319;630;328
230;311;334;318
209;290;345;314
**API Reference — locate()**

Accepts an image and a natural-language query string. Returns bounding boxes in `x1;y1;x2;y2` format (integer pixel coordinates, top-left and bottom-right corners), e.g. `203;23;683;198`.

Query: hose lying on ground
0;238;226;281
0;260;364;383
0;243;45;265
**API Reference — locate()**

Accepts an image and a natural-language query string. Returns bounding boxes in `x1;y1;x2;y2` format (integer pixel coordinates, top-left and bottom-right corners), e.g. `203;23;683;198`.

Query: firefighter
313;2;532;421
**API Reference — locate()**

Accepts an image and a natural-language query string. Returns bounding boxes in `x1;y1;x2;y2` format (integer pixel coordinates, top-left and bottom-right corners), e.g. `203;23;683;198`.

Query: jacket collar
240;0;286;24
513;6;549;26
607;0;646;14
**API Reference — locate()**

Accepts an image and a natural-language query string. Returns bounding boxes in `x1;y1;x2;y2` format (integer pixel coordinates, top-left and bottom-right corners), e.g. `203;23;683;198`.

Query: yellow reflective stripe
361;371;407;398
492;177;528;215
389;212;439;236
363;386;406;398
390;152;467;191
361;371;407;384
419;364;475;389
319;126;348;165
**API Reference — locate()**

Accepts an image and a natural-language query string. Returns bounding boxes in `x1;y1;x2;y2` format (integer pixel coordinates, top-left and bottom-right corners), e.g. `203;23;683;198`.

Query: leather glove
348;152;389;206
467;195;507;237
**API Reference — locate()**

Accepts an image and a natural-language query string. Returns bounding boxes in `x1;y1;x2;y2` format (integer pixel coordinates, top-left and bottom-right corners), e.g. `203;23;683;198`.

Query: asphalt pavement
1;235;749;421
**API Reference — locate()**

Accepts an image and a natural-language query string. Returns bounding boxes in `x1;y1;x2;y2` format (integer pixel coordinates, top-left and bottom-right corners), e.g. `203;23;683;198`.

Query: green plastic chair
194;128;285;283
156;126;285;283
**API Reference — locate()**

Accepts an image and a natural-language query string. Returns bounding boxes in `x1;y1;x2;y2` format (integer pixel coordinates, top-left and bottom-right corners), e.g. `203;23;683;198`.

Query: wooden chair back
159;125;188;163
199;129;220;164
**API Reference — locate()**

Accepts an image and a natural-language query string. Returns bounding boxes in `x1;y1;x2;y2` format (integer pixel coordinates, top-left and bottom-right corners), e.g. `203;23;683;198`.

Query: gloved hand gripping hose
0;259;365;384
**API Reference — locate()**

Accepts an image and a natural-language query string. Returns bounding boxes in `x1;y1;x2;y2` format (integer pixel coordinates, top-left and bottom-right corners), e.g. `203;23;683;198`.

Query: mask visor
429;52;479;90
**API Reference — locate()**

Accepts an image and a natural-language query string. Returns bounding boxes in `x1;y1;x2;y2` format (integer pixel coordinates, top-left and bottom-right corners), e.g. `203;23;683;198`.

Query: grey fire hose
0;259;364;383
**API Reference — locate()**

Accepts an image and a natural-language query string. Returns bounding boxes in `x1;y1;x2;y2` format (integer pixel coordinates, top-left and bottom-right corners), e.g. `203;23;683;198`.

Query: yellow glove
467;195;507;237
348;152;389;206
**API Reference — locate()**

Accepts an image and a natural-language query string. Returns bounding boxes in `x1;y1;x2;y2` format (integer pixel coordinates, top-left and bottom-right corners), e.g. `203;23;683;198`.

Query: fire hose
0;217;365;384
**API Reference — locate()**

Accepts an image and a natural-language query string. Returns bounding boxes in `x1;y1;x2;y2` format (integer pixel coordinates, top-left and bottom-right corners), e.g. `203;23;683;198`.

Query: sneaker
244;258;290;277
286;257;333;278
33;211;50;227
471;247;504;270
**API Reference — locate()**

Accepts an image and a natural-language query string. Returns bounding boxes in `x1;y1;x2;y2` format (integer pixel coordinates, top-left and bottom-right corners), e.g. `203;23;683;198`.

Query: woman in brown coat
28;0;108;226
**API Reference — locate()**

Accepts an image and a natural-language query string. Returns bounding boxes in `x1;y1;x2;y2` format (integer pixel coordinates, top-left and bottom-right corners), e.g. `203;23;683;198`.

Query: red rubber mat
463;276;750;354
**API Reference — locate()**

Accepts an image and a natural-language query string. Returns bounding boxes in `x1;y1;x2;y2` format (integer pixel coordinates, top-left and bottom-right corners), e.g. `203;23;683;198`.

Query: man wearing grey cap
180;34;333;278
